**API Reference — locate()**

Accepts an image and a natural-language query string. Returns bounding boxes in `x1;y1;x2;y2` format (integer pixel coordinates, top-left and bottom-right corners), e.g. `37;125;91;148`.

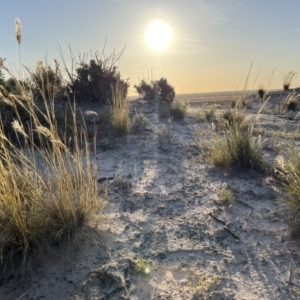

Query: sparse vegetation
135;258;153;275
219;109;245;128
170;102;188;120
258;85;266;100
196;108;215;122
275;151;300;231
134;77;175;104
0;70;106;273
108;81;130;136
277;91;300;113
211;123;265;170
283;71;297;91
217;184;235;204
131;111;149;134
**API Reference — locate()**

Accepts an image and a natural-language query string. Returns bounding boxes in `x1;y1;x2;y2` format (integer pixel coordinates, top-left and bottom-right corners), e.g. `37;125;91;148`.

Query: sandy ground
2;91;300;299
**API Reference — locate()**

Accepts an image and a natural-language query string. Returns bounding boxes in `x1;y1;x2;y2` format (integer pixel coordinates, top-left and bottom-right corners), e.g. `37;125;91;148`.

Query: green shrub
211;123;265;170
170;102;187;120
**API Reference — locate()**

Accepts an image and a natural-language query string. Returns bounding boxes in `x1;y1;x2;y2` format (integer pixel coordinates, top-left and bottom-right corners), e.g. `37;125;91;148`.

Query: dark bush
135;77;175;104
67;57;129;105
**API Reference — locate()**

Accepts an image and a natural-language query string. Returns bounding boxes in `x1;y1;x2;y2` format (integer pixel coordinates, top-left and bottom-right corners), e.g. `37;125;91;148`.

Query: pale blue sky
1;0;300;95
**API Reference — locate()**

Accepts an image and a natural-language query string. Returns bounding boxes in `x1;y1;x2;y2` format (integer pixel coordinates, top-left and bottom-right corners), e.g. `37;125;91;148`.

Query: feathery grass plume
278;91;300;113
15;18;22;76
15;18;22;45
283;71;297;91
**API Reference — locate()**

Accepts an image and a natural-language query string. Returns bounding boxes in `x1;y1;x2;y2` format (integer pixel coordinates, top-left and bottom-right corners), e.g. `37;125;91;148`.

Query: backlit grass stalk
108;81;130;136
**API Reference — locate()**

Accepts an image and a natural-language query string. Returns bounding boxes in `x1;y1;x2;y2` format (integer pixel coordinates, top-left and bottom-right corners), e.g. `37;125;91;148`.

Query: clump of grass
152;117;173;148
130;111;149;134
211;123;265;170
275;151;300;232
196;108;215;122
108;81;130;136
277;92;300;113
170;102;187;120
0;61;106;274
219;109;245;128
217;184;235;204
189;275;221;296
258;85;266;100
231;96;248;109
283;71;297;91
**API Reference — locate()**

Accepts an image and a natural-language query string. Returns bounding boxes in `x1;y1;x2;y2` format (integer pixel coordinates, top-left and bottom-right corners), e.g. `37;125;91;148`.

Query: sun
146;21;172;50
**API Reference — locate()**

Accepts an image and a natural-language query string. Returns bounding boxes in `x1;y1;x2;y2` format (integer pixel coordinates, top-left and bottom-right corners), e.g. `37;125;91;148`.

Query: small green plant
283;71;297;91
217;184;235;204
135;258;153;275
258;85;266;100
170;102;187;120
189;275;221;295
211;123;265;170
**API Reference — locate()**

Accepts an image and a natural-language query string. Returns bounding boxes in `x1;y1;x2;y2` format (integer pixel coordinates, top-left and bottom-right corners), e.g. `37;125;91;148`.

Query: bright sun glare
146;21;172;50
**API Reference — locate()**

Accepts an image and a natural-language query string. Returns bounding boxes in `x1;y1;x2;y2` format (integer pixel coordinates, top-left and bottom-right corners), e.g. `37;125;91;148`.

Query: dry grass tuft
108;81;130;136
170;102;188;120
0;61;107;275
283;71;297;91
211;122;265;170
277;92;300;113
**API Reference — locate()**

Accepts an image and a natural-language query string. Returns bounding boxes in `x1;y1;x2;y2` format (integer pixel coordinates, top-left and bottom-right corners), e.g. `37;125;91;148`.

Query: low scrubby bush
134;77;175;104
131;111;149;134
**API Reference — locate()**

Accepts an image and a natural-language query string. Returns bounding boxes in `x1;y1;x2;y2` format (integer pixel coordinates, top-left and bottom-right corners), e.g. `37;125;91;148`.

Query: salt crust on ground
1;91;300;299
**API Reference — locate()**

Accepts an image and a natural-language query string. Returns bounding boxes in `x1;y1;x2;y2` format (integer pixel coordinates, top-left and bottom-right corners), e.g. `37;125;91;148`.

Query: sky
1;0;300;96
